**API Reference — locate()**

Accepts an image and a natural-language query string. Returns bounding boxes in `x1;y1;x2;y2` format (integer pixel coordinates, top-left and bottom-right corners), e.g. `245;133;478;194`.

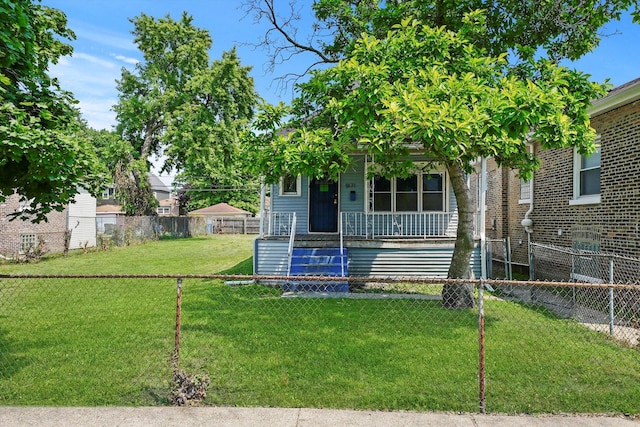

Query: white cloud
49;52;122;130
73;52;117;69
113;54;139;65
78;99;118;131
70;22;137;52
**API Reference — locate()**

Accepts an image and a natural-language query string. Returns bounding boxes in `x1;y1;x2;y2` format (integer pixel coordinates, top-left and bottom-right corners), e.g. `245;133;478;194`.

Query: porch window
373;176;391;211
371;173;445;212
396;176;418;211
280;174;301;196
422;174;444;211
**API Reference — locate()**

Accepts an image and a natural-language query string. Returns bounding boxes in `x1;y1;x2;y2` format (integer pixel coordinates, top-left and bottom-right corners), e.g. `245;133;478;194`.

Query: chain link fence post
478;278;486;413
609;258;615;336
174;276;183;374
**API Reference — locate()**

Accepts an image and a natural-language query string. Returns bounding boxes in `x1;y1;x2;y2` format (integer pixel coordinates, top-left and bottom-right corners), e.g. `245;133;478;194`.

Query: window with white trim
101;186;116;199
20;234;36;252
370;173;445;212
571;136;601;205
279;174;301;196
372;176;391;211
519;178;531;203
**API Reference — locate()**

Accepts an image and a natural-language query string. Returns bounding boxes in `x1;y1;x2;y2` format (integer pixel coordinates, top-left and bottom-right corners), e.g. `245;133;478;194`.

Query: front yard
0;235;638;413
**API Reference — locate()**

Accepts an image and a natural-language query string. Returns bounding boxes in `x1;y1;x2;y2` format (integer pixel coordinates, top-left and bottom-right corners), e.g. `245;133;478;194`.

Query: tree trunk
442;161;476;309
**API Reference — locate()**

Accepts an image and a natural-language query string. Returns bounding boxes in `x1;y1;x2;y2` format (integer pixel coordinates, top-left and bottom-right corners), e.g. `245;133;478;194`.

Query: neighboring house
189;202;254;234
98;173;172;216
157;197;180;216
254;153;484;286
0;188;97;258
95;204;125;234
189;202;253;219
149;173;171;202
67;187;97;249
481;77;640;271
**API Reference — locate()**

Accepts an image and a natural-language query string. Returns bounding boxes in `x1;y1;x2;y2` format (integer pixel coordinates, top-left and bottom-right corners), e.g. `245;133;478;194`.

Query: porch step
286;247;348;293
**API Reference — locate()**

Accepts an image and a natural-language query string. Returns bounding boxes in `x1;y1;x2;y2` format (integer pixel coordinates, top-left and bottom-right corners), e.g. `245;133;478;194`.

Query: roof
188;202;252;216
96;204;123;214
589;77;640;117
149;174;170;192
158;197;177;207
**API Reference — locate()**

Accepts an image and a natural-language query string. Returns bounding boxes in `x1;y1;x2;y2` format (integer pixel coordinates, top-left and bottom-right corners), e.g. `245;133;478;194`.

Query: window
157;206;170;215
20;234;36;252
370;173;445;212
519;178;531;203
579;148;601;195
571;137;601;205
396;176;418;211
373;176;391;211
422;174;444;211
102;186;116;199
279;174;301;196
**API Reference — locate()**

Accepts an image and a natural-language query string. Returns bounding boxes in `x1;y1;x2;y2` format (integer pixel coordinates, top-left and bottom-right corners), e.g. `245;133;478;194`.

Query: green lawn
1;235;639;413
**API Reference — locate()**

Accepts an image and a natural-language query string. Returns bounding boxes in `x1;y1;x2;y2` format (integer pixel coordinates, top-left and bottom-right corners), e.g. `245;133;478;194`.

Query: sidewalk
1;407;637;427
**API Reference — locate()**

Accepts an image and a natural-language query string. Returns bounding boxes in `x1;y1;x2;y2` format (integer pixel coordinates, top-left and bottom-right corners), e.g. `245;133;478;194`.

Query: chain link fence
0;274;638;413
530;243;640;340
97;216;260;249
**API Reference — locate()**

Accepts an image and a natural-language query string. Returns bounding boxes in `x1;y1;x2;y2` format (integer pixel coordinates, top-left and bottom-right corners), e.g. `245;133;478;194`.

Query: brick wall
0;194;68;258
531;100;640;259
479;158;531;267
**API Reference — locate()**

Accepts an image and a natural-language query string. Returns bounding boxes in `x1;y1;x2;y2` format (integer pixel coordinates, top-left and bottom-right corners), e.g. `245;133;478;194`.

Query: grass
1;235;639;413
0;234;256;275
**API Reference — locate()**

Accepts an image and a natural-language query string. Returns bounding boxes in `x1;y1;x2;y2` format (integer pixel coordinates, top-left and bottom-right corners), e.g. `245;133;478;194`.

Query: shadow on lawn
215;256;253;276
0;323;30;381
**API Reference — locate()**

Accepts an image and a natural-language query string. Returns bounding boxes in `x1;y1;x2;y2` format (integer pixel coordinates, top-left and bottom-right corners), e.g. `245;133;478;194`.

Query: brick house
0;189;97;259
480;77;640;272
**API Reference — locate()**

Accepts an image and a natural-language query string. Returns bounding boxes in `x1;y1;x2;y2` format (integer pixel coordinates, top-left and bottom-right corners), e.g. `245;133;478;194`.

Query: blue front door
309;177;338;232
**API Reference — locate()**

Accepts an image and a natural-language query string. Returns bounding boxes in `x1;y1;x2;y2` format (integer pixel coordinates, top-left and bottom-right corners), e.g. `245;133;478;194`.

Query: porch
264;211;478;239
255;211;482;280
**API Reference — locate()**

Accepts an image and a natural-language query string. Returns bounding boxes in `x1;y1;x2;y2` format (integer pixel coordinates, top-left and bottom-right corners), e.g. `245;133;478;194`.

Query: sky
43;1;640;182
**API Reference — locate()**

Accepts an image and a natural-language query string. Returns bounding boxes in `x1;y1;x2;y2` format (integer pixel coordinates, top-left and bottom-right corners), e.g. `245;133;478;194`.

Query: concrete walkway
1;407;637;426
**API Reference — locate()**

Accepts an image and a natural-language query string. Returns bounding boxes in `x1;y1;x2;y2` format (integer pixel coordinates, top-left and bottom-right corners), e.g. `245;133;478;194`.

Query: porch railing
264;211;474;239
267;212;296;236
341;211;465;239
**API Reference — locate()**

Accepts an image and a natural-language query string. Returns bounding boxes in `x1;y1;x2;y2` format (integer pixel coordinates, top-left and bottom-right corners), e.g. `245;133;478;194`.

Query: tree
163;48;259;213
114;13;257;215
243;1;622;308
0;0;106;222
245;0;639;68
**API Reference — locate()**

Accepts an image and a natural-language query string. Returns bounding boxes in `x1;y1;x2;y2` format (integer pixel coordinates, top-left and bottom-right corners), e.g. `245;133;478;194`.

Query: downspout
480;158;487;279
521;144;535;279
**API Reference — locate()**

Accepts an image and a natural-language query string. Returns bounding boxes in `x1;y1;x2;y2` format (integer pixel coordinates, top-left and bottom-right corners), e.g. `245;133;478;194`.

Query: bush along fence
0;274;638;413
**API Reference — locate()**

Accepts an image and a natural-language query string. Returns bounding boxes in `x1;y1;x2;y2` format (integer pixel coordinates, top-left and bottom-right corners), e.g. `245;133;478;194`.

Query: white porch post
258;176;266;238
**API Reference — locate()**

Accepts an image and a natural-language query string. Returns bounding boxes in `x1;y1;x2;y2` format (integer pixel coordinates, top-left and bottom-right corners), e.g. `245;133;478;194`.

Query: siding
67;189;97;249
255;239;482;278
340;155;366;213
348;246;481;278
254;239;289;276
272;176;309;234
